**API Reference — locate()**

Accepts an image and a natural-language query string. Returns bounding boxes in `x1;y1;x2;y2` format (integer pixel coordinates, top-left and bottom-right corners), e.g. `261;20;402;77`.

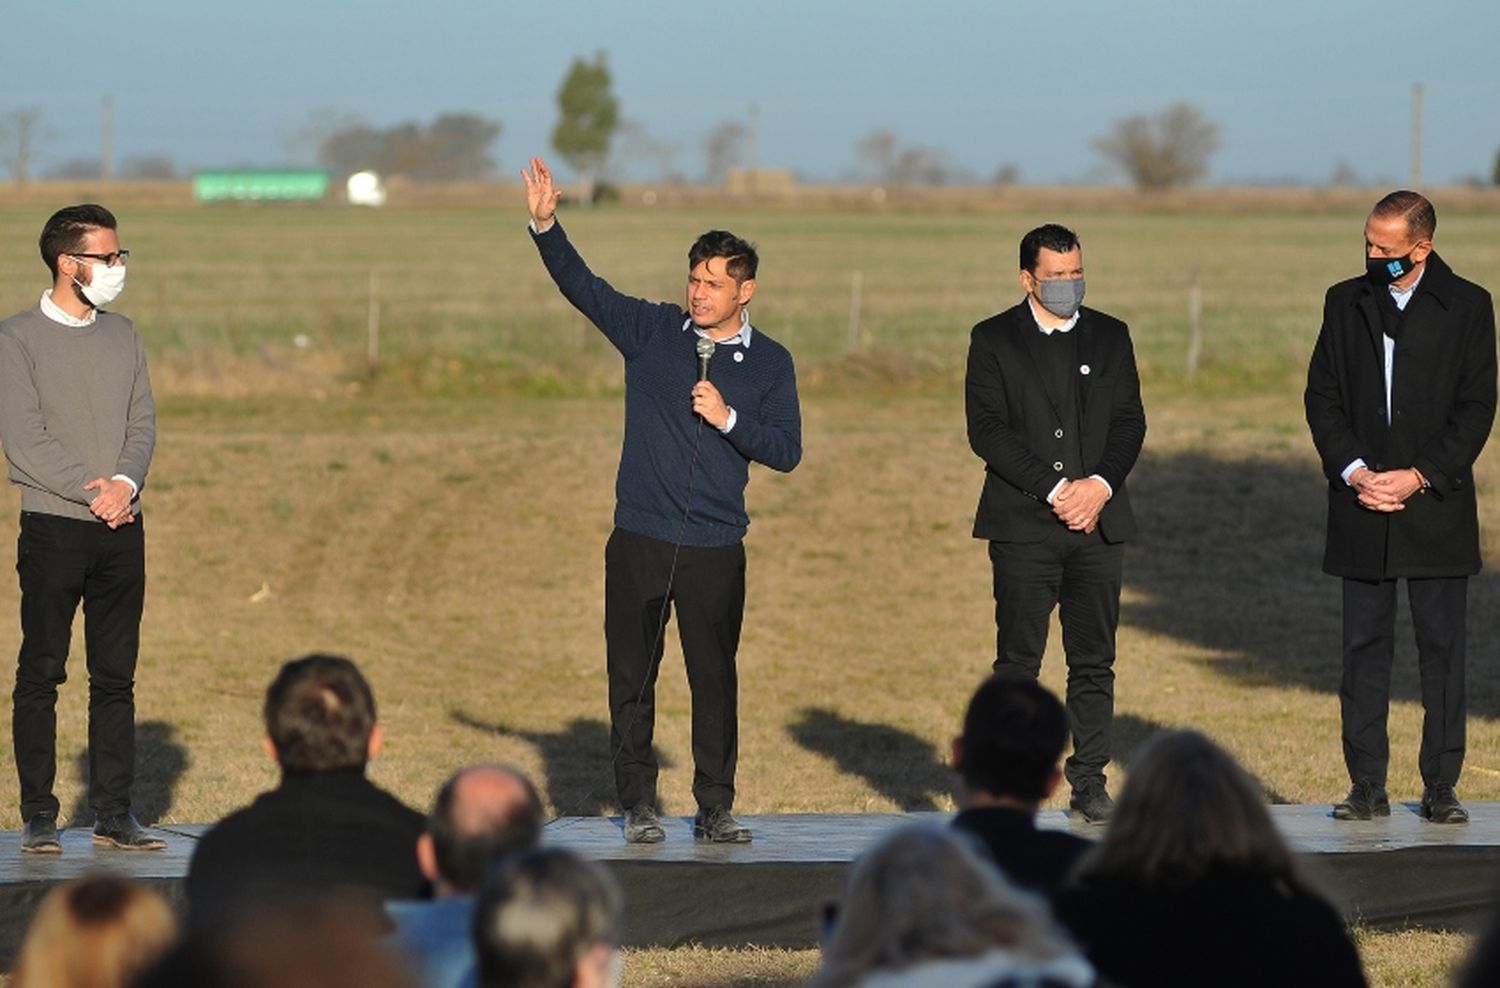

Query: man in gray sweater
0;204;161;852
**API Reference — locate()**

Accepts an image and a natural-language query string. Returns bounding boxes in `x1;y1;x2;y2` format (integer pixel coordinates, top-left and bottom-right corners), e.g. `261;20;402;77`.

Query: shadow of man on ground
68;719;189;826
787;707;953;811
450;710;670;818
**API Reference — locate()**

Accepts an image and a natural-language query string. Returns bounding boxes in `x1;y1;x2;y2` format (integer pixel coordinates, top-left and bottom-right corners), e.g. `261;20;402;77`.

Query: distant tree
1329;160;1359;187
703;121;748;185
316;114;500;180
855;129;899;182
551;52;619;199
121;155;178;180
607;119;682;184
1492;147;1500;187
852;129;961;186
45;157;102;180
992;163;1021;185
285;108;364;165
1093;102;1220;191
0;108;44;184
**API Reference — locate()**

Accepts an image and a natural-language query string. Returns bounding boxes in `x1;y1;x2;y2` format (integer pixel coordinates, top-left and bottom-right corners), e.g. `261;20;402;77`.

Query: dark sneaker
1332;780;1390;821
21;813;60;854
1069;786;1114;824
694;806;752;843
1420;783;1469;824
92;813;166;850
623;804;665;844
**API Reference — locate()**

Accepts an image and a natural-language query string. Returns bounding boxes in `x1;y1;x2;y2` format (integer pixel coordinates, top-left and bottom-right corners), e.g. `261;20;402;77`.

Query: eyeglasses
70;250;129;266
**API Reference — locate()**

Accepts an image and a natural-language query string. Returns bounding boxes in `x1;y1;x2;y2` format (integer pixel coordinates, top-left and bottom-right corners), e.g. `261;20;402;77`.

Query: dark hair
1371;189;1437;242
474;849;621;988
1076;730;1304;890
430;764;546;892
957;676;1068;802
263;654;376;773
688;230;758;283
1019;223;1080;273
39;204;118;279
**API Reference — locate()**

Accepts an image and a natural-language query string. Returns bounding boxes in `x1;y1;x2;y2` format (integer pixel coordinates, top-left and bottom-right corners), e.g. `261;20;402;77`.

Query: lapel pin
734;351;744;362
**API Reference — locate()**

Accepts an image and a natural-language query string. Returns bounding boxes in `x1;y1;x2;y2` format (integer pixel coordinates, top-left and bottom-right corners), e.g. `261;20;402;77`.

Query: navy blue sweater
532;221;802;546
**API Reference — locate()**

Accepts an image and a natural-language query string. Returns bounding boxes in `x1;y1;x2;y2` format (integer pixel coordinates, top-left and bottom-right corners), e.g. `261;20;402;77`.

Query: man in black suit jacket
951;676;1091;896
186;654;427;924
965;224;1146;823
1306;190;1497;824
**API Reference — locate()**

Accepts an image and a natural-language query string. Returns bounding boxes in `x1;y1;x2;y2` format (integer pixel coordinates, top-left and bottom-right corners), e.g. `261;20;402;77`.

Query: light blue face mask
1036;277;1085;319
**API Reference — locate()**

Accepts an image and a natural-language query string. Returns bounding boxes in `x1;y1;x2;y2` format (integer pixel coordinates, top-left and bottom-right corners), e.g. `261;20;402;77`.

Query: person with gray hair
473;848;622;988
807;823;1092;988
386;764;546;988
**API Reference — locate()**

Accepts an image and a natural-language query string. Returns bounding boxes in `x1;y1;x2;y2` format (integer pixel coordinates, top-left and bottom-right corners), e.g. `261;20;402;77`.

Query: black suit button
1055;428;1064;439
1053;461;1064;472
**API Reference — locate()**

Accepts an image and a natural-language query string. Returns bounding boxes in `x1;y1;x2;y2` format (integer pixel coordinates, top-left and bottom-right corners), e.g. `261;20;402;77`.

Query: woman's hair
808;823;1075;988
11;874;177;988
1077;730;1303;889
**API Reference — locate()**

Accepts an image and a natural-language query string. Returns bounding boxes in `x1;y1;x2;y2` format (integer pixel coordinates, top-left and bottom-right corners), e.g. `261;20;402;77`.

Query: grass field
0;192;1498;985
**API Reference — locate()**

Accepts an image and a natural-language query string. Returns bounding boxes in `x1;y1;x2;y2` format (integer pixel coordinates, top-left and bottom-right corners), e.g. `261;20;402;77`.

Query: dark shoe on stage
694;806;752;843
1420;784;1469;824
1069;786;1114;824
1332;780;1390;820
623;804;666;844
21;813;61;854
92;813;166;850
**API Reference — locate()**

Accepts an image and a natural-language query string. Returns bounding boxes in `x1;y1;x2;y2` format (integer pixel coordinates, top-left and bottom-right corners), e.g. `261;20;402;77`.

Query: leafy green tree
552;52;619;200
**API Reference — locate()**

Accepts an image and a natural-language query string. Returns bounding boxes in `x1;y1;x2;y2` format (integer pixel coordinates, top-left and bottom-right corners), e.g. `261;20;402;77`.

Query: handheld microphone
696;335;715;382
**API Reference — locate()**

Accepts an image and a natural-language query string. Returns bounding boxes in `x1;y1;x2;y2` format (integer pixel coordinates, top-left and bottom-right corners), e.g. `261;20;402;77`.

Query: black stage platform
0;806;1494;961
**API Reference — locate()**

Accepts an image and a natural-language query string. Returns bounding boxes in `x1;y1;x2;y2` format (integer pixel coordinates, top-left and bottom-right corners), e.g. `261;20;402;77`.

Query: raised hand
521;156;563;231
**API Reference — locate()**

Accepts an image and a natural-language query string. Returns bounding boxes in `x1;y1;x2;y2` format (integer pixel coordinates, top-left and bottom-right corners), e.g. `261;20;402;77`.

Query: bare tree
703;120;747;184
853;129;962;186
1093;102;1220;191
855;129;899;182
606;119;681;184
315;113;501;180
45;157;102;180
0;108;44;184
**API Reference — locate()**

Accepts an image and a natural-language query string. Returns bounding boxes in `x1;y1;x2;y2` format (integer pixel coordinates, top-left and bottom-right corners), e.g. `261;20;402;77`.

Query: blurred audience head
136;894;414;988
953;675;1068;808
1078;729;1299;888
809;823;1086;988
474;848;622;988
422;763;546;896
264;653;380;773
11;874;176;988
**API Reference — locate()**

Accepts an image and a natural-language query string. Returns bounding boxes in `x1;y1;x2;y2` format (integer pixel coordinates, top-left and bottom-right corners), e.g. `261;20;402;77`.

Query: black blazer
966;301;1146;543
1305;253;1497;579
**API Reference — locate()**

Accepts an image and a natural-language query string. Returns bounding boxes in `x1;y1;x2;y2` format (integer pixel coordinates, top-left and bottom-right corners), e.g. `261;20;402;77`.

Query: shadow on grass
1124;449;1500;721
449;710;675;818
1113;710;1291;803
787;707;952;811
68;719;189;826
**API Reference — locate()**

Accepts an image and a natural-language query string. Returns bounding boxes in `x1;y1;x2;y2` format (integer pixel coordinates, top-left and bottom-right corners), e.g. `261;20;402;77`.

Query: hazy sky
5;0;1498;185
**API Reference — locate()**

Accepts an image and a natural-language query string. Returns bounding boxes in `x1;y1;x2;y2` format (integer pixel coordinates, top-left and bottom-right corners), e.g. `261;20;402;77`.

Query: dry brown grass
0;202;1496;985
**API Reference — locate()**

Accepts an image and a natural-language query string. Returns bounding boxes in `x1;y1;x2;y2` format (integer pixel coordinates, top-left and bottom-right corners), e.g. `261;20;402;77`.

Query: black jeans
13;512;145;821
604;527;745;812
989;529;1123;793
1341;576;1467;788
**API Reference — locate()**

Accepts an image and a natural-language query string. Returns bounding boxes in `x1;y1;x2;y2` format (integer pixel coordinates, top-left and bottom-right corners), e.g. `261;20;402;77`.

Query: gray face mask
1035;277;1085;319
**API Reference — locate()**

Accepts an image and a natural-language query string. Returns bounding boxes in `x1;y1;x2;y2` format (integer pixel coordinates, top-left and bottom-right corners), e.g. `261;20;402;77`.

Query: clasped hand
1053;477;1109;533
1352;467;1422;512
84;477;135;529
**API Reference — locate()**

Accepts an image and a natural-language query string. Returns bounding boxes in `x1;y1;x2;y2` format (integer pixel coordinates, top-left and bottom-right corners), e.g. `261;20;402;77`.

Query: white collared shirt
1342;269;1425;485
39;290;95;328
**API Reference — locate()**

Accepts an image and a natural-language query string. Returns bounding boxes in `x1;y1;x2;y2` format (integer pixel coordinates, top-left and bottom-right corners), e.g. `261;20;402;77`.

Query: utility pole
101;95;114;181
1410;82;1423;190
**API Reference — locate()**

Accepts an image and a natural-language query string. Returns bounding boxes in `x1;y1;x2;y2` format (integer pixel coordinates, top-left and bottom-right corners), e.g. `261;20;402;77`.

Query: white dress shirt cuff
1341;459;1367;486
111;474;139;497
720;408;737;434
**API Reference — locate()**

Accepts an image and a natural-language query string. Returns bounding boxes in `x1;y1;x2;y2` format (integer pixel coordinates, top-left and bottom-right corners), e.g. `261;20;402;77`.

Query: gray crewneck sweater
0;305;155;522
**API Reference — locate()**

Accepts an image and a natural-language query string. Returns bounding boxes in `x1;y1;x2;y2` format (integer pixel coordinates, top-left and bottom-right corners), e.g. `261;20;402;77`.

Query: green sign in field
192;170;331;203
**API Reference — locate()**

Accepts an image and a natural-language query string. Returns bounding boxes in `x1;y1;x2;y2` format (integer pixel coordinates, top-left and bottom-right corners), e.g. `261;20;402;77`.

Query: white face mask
74;261;127;308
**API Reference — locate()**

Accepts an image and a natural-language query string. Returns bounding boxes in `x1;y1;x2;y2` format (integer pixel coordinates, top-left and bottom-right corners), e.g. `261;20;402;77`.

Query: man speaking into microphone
522;157;802;843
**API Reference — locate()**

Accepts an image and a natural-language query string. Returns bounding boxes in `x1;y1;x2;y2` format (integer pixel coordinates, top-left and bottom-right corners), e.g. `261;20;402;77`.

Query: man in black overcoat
965;224;1146;823
1306;190;1497;823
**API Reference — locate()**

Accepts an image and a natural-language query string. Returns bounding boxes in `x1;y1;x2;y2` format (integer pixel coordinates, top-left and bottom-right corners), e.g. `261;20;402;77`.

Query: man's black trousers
1341;575;1466;788
605;527;744;812
13;511;145;822
989;529;1123;793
